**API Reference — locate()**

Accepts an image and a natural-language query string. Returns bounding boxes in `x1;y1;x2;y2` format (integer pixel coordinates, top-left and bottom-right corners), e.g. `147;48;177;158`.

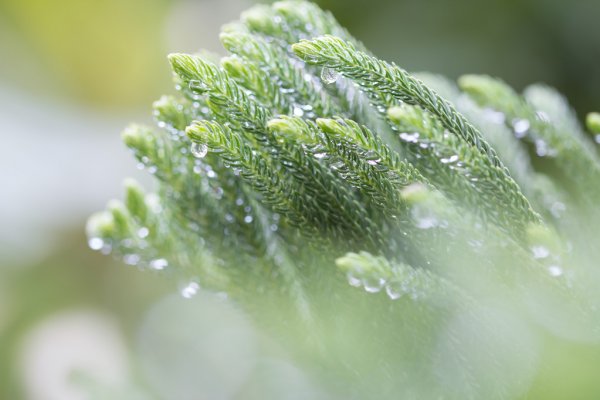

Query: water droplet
137;227;150;239
513;119;530;138
548;265;563;277
121;238;134;248
330;160;345;170
385;280;403;300
440;155;459;164
363;276;385;293
531;245;550;259
399;132;420;143
180;281;200;298
242;121;255;130
534;139;557;157
346;271;362;287
244;215;253;223
191;142;208;158
293;106;304;117
123;254;141;266
150;258;168;270
415;217;438;229
188;79;208;93
88;237;104;251
320;67;339;84
100;242;112;255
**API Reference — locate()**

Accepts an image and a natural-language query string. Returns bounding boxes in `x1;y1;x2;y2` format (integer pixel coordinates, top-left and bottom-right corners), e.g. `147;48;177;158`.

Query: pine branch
336;251;468;304
220;31;342;118
86;2;600;397
292;36;504;167
459;74;600;205
292;36;540;231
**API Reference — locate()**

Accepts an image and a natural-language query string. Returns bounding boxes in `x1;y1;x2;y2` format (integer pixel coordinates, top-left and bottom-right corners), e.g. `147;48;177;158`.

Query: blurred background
0;0;599;398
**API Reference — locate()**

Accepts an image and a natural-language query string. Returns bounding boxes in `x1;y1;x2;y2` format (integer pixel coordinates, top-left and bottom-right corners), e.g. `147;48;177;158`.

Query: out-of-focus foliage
317;0;600;115
2;0;600;399
87;1;600;399
0;230;170;400
0;0;171;106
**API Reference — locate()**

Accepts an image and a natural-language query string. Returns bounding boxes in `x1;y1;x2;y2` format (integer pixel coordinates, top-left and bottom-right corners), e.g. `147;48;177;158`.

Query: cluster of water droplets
88;194;174;273
530;243;565;278
509;117;558;158
345;263;425;301
225;196;257;228
135;155;158;175
480;108;560;159
512;118;530;139
533;138;558;158
291;103;316;119
179;280;201;299
88;227;172;272
398;130;467;173
88;236;112;255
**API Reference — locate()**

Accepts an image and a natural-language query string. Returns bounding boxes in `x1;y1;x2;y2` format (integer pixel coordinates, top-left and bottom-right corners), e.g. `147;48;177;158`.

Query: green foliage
88;1;600;399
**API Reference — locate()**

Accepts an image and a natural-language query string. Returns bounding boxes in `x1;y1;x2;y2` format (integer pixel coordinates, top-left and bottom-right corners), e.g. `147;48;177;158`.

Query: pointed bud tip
400;183;430;204
526;223;563;254
386;106;407;122
121;124;144;146
167;52;185;65
315;118;339;133
240;5;272;28
267;117;299;136
335;254;358;271
291;41;313;57
185;122;211;143
123;178;142;191
221;56;244;72
586;112;600;134
86;211;115;238
219;31;240;45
